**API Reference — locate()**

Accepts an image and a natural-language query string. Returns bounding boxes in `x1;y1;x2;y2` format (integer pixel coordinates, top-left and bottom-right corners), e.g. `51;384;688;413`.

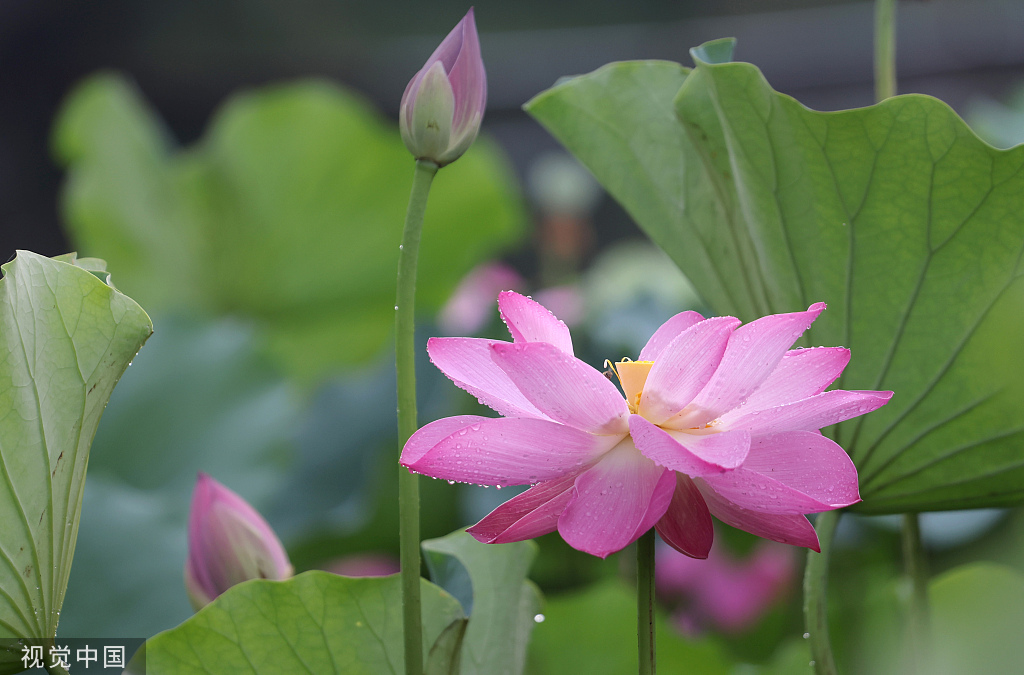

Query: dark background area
3;0;1024;264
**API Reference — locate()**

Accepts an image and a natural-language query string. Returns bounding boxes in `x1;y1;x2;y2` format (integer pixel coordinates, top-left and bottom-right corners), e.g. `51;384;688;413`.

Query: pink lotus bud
400;9;486;166
184;473;293;611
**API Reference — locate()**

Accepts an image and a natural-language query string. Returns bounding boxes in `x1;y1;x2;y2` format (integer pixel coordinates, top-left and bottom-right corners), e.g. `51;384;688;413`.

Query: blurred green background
2;1;1024;673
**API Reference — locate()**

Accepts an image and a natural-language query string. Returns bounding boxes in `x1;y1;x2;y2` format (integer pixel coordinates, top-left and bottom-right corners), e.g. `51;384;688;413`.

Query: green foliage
929;563;1024;675
526;580;732;674
525;44;1024;513
422;530;542;675
0;251;151;672
139;572;465;674
57;317;298;639
54;73;526;382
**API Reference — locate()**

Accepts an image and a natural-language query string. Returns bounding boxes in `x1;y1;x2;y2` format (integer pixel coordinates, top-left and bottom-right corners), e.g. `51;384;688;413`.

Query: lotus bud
184;473;293;611
400;8;486;166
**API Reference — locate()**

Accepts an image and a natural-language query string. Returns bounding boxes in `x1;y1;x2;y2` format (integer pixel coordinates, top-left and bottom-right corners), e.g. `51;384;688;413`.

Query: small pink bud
184;473;293;611
400;8;486;166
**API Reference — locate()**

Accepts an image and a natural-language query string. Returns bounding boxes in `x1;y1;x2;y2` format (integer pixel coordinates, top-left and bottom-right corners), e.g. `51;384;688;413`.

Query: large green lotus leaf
139;572;464;675
526;580;731;675
0;251;151;672
525;49;1024;514
422;530;541;675
52;75;209;313
54;74;525;381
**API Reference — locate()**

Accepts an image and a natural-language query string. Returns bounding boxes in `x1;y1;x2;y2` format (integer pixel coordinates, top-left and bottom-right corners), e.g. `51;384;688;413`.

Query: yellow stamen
613;359;654;414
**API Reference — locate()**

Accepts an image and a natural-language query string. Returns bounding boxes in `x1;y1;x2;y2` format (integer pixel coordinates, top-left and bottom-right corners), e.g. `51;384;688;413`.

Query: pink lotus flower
184;473;293;610
401;292;891;558
657;540;795;635
399;8;486;166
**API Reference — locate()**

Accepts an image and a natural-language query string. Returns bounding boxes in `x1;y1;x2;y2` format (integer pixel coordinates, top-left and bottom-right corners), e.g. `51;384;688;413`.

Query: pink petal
694;481;821;551
490;341;628;435
427;337;548;419
738;347;850;412
675;303;826;427
721;390;893;435
422;9;468;72
445;8;487;136
399;415;488;465
697;432;860;514
655;474;714;559
638;310;705;361
498;291;573;355
467;470;581;544
639;316;740;424
403;416;620;486
557;438;676;558
742;431;861;506
631;415;750;476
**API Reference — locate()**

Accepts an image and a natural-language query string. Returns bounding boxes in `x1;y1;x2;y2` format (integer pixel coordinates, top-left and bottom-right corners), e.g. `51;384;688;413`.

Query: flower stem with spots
637;528;656;675
804;509;840;675
396;158;438;675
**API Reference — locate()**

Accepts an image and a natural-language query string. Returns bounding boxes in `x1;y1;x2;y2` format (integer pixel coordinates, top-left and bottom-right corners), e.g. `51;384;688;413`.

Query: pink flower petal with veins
558;439;676;558
427;337;549;419
655;474;713;559
698;432;860;514
639;316;739;424
741;431;861;506
490;341;628;435
721;389;893;435
403;416;620;486
498;290;574;355
468;470;583;544
639;310;706;361
695;482;821;551
631;415;750;476
738;347;850;412
675;303;826;428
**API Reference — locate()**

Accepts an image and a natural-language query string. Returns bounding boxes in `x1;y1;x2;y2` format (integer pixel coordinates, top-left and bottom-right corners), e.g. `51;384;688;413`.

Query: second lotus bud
184;472;293;611
399;8;487;166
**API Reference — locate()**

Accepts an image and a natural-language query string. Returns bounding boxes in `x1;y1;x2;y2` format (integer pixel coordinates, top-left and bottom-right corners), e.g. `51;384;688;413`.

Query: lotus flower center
610;359;653;415
609;358;721;433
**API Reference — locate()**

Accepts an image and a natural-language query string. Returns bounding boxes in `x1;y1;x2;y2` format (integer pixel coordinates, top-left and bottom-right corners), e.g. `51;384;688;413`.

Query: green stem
396;158;438;675
637;529;656;675
901;512;930;671
804;510;841;675
874;0;897;102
